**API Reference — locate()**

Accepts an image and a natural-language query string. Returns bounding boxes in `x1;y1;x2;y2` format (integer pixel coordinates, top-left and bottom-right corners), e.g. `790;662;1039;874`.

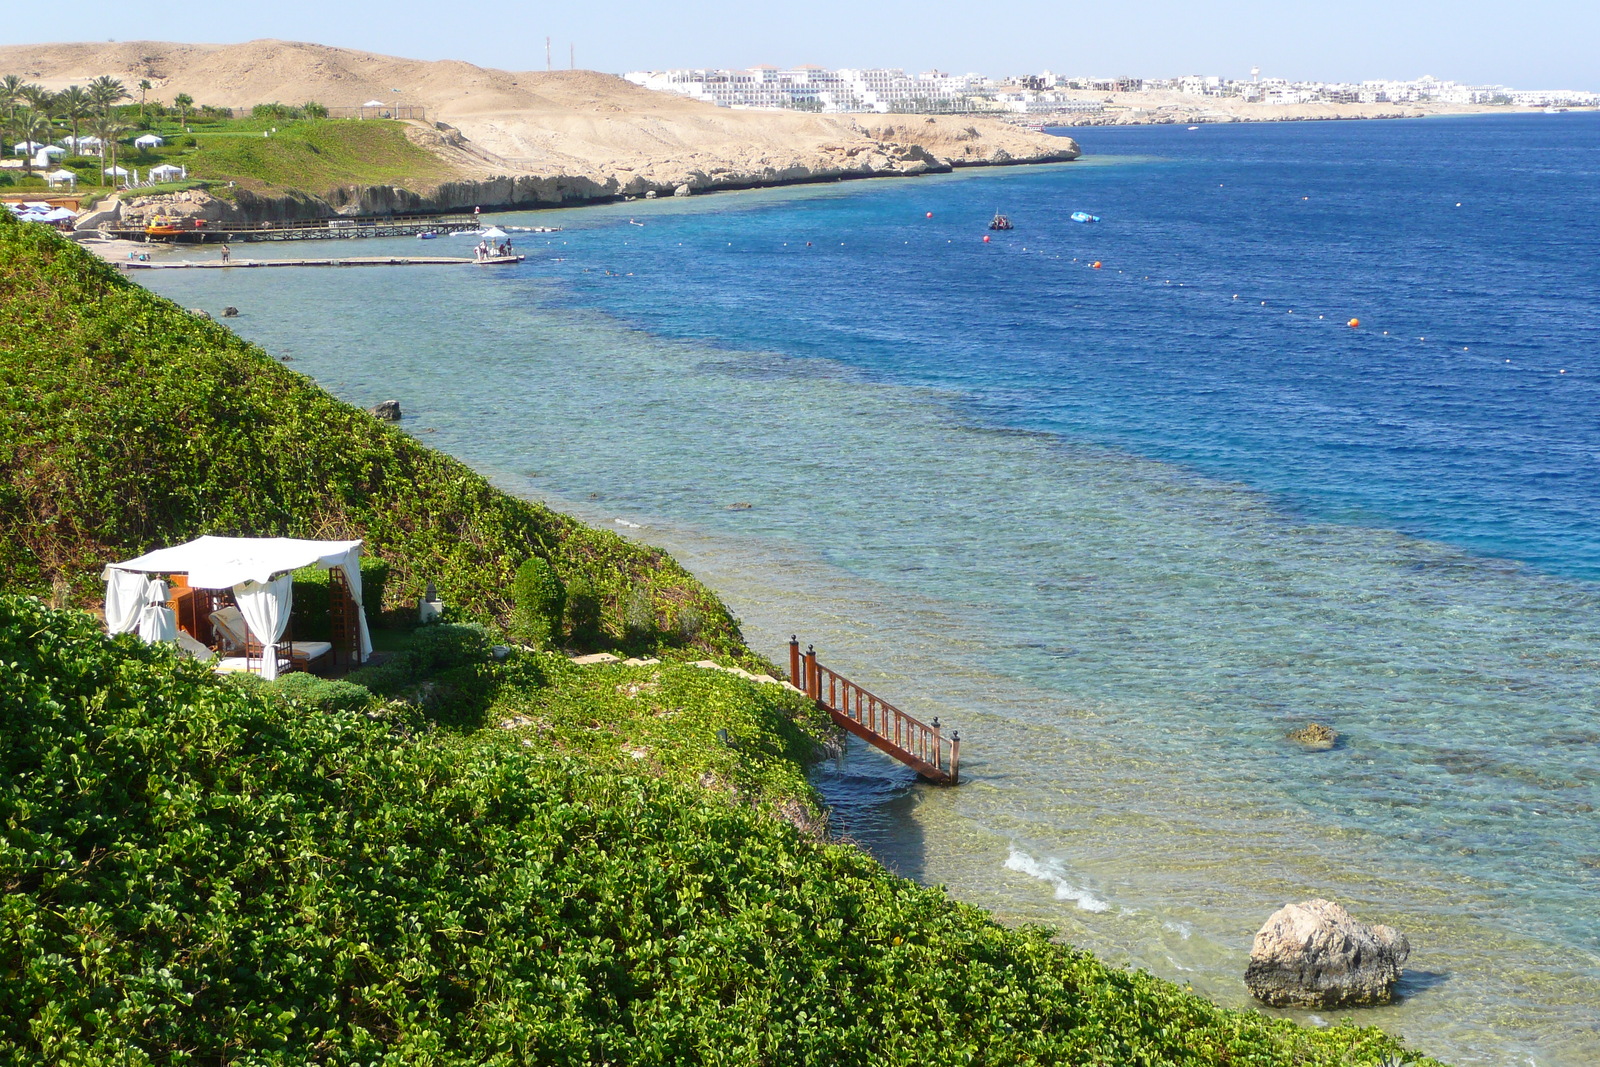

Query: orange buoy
1347;318;1360;328
1091;261;1102;269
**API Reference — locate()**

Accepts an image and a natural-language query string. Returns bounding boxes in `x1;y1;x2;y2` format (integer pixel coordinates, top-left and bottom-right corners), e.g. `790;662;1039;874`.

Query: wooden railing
790;638;960;785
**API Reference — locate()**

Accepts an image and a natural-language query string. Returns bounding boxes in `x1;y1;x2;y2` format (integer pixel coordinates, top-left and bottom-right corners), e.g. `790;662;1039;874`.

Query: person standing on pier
220;243;231;264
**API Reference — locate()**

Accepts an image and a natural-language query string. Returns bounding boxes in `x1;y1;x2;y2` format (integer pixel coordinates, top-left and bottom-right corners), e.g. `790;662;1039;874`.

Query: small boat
1188;125;1201;131
1070;211;1100;224
417;231;438;240
988;212;1014;231
145;224;183;237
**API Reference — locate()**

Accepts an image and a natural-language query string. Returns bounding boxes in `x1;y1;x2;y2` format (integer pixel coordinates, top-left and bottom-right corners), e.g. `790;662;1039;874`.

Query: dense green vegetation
1;596;1435;1066
1;70;456;198
181;118;460;195
0;214;742;661
0;215;1441;1063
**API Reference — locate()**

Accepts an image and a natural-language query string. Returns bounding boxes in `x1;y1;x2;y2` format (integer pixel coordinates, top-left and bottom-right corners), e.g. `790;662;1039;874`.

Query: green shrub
343;659;414;697
622;582;656;643
408;622;490;673
565;574;602;648
267;670;374;713
511;555;564;648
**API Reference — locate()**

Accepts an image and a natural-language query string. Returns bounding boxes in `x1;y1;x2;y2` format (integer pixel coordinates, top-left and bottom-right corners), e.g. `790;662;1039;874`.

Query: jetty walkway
791;638;961;785
99;213;557;244
119;255;524;270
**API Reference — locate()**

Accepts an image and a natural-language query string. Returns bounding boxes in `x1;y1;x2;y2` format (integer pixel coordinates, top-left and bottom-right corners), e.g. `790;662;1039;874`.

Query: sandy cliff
1;40;1078;213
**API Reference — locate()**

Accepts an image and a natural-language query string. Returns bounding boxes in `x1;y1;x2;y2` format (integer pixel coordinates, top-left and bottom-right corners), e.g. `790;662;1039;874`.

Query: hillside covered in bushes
0;217;1439;1064
0;213;741;662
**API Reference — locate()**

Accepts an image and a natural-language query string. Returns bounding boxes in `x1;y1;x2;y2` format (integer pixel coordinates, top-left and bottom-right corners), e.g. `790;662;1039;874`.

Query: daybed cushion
289;641;333;661
209;606;250;652
175;630;217;662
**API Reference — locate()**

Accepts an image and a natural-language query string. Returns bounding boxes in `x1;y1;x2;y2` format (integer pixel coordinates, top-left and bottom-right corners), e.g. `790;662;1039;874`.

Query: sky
4;0;1596;89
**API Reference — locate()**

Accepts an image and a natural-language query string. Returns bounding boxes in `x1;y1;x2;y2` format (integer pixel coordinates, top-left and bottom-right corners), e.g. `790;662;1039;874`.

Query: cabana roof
106;535;365;589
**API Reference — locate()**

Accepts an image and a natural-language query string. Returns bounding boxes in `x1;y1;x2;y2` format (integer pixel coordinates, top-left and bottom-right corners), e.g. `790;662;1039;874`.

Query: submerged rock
368;400;402;421
221;306;239;317
1287;722;1338;749
1245;899;1410;1008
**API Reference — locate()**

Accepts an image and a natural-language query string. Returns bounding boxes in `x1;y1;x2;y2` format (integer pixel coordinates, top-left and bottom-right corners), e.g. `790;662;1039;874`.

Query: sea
138;113;1600;1066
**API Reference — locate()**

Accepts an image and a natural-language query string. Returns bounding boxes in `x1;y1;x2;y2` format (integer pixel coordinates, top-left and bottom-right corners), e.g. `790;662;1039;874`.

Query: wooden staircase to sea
789;638;961;786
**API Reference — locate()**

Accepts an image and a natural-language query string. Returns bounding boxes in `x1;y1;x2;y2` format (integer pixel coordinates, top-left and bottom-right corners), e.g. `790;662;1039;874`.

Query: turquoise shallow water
137;115;1599;1065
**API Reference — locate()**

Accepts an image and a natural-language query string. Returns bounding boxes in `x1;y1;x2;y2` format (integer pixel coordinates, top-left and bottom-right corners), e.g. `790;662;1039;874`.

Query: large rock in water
1245;899;1410;1008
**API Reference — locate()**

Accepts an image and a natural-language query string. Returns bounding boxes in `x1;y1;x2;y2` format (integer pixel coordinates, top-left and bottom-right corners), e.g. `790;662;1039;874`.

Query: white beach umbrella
480;226;509;239
362;99;385;107
103;165;129;177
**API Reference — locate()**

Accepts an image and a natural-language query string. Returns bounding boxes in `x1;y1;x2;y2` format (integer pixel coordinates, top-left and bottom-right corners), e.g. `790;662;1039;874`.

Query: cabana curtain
103;536;373;664
235;575;293;680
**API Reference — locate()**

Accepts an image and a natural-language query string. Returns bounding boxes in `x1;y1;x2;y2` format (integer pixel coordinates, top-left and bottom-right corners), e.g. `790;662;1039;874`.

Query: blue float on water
1070;211;1100;223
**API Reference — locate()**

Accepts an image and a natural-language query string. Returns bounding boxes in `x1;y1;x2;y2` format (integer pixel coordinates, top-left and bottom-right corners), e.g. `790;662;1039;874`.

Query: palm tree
138;79;152;122
17;109;50;177
58;85;91;154
88;76;128;118
173;92;193;129
0;74;24;132
94;116;131;187
20;83;54;116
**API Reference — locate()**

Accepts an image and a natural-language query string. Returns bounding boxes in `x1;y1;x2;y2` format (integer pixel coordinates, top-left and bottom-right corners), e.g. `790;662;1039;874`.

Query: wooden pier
99;213;550;244
791;638;960;785
116;255;524;270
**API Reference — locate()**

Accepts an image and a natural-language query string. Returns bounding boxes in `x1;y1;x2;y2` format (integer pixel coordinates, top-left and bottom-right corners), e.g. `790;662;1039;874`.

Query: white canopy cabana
149;163;185;181
68;135;102;150
13;140;44;155
103;165;129;177
45;169;79;188
103;536;373;679
35;144;65;157
133;133;164;147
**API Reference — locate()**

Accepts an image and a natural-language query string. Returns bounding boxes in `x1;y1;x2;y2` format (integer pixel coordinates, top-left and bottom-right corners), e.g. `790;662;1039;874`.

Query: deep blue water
548;114;1600;582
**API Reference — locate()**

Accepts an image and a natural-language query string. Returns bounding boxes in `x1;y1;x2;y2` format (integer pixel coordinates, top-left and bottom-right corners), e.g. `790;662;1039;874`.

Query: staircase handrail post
949;731;961;785
931;716;942;774
789;636;801;690
805;645;819;702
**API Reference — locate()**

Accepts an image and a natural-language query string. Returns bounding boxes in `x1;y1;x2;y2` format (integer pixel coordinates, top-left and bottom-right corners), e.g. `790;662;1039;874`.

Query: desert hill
0;39;1078;196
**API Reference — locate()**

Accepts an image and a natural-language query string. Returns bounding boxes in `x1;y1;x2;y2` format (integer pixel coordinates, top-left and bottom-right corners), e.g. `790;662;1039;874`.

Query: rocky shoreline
81;129;1080;230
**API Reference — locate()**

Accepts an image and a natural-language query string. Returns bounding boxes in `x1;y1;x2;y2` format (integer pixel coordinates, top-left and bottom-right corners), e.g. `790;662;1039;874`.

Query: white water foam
1004;846;1111;913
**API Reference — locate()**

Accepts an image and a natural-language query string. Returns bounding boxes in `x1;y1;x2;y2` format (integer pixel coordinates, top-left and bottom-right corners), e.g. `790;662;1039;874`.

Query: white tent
133;133;164;147
20;206;76;222
45;169;79;188
35;144;65;157
149;163;185;181
70;135;102;150
103;535;374;679
13;140;45;155
480;226;509;239
103;165;129;177
362;99;385;107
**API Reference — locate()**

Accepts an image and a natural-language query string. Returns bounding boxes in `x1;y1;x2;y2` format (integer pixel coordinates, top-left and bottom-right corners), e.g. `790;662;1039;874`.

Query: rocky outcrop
1287;723;1338;749
368;400;402;421
1245;899;1410;1008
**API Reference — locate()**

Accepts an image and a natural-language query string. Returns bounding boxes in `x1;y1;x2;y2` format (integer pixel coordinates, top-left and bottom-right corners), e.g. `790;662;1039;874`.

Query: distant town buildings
623;66;1599;115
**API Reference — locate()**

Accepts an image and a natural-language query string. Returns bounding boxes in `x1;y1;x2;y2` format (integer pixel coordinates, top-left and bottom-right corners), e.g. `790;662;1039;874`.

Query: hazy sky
5;0;1596;89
